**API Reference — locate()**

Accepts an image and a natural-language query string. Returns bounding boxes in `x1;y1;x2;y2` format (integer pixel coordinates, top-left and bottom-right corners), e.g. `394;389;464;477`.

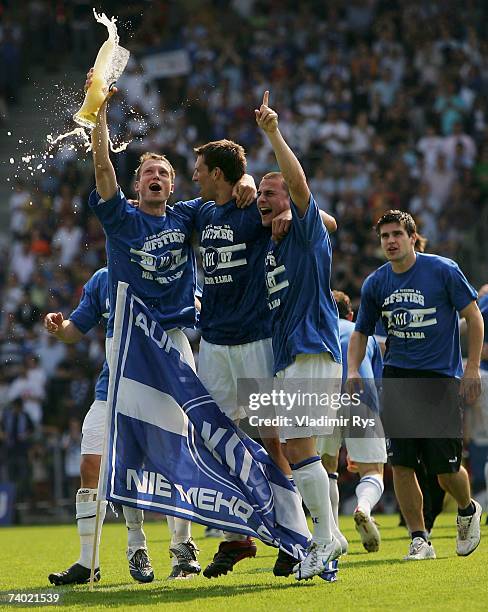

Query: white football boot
403;537;436;560
294;538;342;580
456;500;482;556
354;508;381;552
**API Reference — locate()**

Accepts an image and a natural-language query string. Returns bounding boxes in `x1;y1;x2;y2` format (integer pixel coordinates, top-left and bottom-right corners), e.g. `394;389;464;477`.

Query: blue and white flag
102;282;311;559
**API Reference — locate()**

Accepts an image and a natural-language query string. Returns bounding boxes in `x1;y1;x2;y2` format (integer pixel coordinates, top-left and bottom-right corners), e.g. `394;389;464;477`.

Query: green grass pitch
1;513;486;611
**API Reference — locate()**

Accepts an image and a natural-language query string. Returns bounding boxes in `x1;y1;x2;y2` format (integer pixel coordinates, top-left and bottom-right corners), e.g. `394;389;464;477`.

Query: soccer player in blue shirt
45;268;154;585
348;210;484;560
192;139;339;579
255;92;343;580
86;72;255;579
89;85;202;577
320;290;387;553
191;139;291;577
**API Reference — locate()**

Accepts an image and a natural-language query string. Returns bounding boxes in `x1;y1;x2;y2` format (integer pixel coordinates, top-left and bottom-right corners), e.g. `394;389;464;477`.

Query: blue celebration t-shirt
355;253;477;378
265;194;342;374
479;293;488;372
89;188;200;337
196;199;272;345
339;318;382;412
69;267;109;401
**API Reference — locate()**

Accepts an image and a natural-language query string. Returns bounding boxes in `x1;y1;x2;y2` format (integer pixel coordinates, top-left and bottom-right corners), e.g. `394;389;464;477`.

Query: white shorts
198;337;274;421
317;425;387;464
81;329;196;456
81;399;107;455
276;353;342;441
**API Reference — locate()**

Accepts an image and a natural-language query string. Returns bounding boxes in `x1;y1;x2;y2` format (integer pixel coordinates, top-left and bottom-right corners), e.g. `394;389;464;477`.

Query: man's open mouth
149;183;162;192
259;207;272;215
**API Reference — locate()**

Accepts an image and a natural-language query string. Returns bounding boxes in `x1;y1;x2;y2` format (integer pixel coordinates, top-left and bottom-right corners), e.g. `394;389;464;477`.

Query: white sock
173;518;192;545
328;472;340;526
123;506;146;555
329;503;342;540
223;531;248;542
76;488;107;569
166;514;175;540
292;457;332;545
355;474;384;516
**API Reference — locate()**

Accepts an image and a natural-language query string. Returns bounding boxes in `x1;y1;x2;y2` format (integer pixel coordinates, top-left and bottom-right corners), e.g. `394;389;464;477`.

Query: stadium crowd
0;0;487;516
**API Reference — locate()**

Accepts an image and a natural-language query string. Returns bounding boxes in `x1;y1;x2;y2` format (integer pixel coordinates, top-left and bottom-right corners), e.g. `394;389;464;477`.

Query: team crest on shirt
381;289;436;339
129;228;187;284
200;224;247;285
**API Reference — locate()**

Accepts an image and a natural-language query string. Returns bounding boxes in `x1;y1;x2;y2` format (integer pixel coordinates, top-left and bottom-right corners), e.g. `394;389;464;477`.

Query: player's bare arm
255;90;311;216
459;300;483;404
87;68;117;201
346;330;368;393
44;312;84;344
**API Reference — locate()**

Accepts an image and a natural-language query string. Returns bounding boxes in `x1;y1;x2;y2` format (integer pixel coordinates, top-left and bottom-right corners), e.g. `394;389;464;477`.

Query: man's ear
212;167;222;180
347;312;354;321
134;179;140;195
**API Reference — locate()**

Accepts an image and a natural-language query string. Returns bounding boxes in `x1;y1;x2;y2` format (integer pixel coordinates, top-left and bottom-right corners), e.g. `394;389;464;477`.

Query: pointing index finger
263;90;269;107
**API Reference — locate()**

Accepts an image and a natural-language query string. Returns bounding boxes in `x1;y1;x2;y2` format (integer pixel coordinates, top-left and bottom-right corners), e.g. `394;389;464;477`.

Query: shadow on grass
53;580;312;607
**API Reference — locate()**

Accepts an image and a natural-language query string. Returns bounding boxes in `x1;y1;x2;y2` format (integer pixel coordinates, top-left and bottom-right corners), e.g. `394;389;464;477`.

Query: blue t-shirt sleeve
442;259;477;312
69;280;103;334
355;275;381;336
88;187;132;235
290;194;328;246
171;198;203;230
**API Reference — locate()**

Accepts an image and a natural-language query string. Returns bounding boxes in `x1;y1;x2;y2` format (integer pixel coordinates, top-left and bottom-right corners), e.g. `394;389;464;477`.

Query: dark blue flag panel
102;282;311;559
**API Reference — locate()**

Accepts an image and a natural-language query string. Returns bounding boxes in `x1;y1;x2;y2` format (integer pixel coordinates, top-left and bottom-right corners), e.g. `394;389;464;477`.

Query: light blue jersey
355;253;477;378
479;293;488;372
197;200;272;345
339;318;382;412
69;267;109;401
265;194;341;374
89;189;200;337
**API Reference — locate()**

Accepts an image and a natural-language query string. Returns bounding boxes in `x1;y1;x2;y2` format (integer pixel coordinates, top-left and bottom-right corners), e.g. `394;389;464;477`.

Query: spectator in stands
0;398;34;502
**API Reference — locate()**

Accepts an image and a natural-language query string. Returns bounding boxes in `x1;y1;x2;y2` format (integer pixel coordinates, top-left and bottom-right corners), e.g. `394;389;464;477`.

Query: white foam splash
47;127;91;150
109;136;131;153
93;9;119;45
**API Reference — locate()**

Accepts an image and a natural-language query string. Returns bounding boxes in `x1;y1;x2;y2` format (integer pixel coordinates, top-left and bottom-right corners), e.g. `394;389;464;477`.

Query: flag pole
89;282;128;590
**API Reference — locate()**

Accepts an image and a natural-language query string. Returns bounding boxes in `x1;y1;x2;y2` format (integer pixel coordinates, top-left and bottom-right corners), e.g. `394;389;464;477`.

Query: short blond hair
261;171;289;194
135;152;175;182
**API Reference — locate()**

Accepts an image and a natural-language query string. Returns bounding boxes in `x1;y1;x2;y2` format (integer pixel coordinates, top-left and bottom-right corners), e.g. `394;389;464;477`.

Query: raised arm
255;91;311;216
88;69;117;201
